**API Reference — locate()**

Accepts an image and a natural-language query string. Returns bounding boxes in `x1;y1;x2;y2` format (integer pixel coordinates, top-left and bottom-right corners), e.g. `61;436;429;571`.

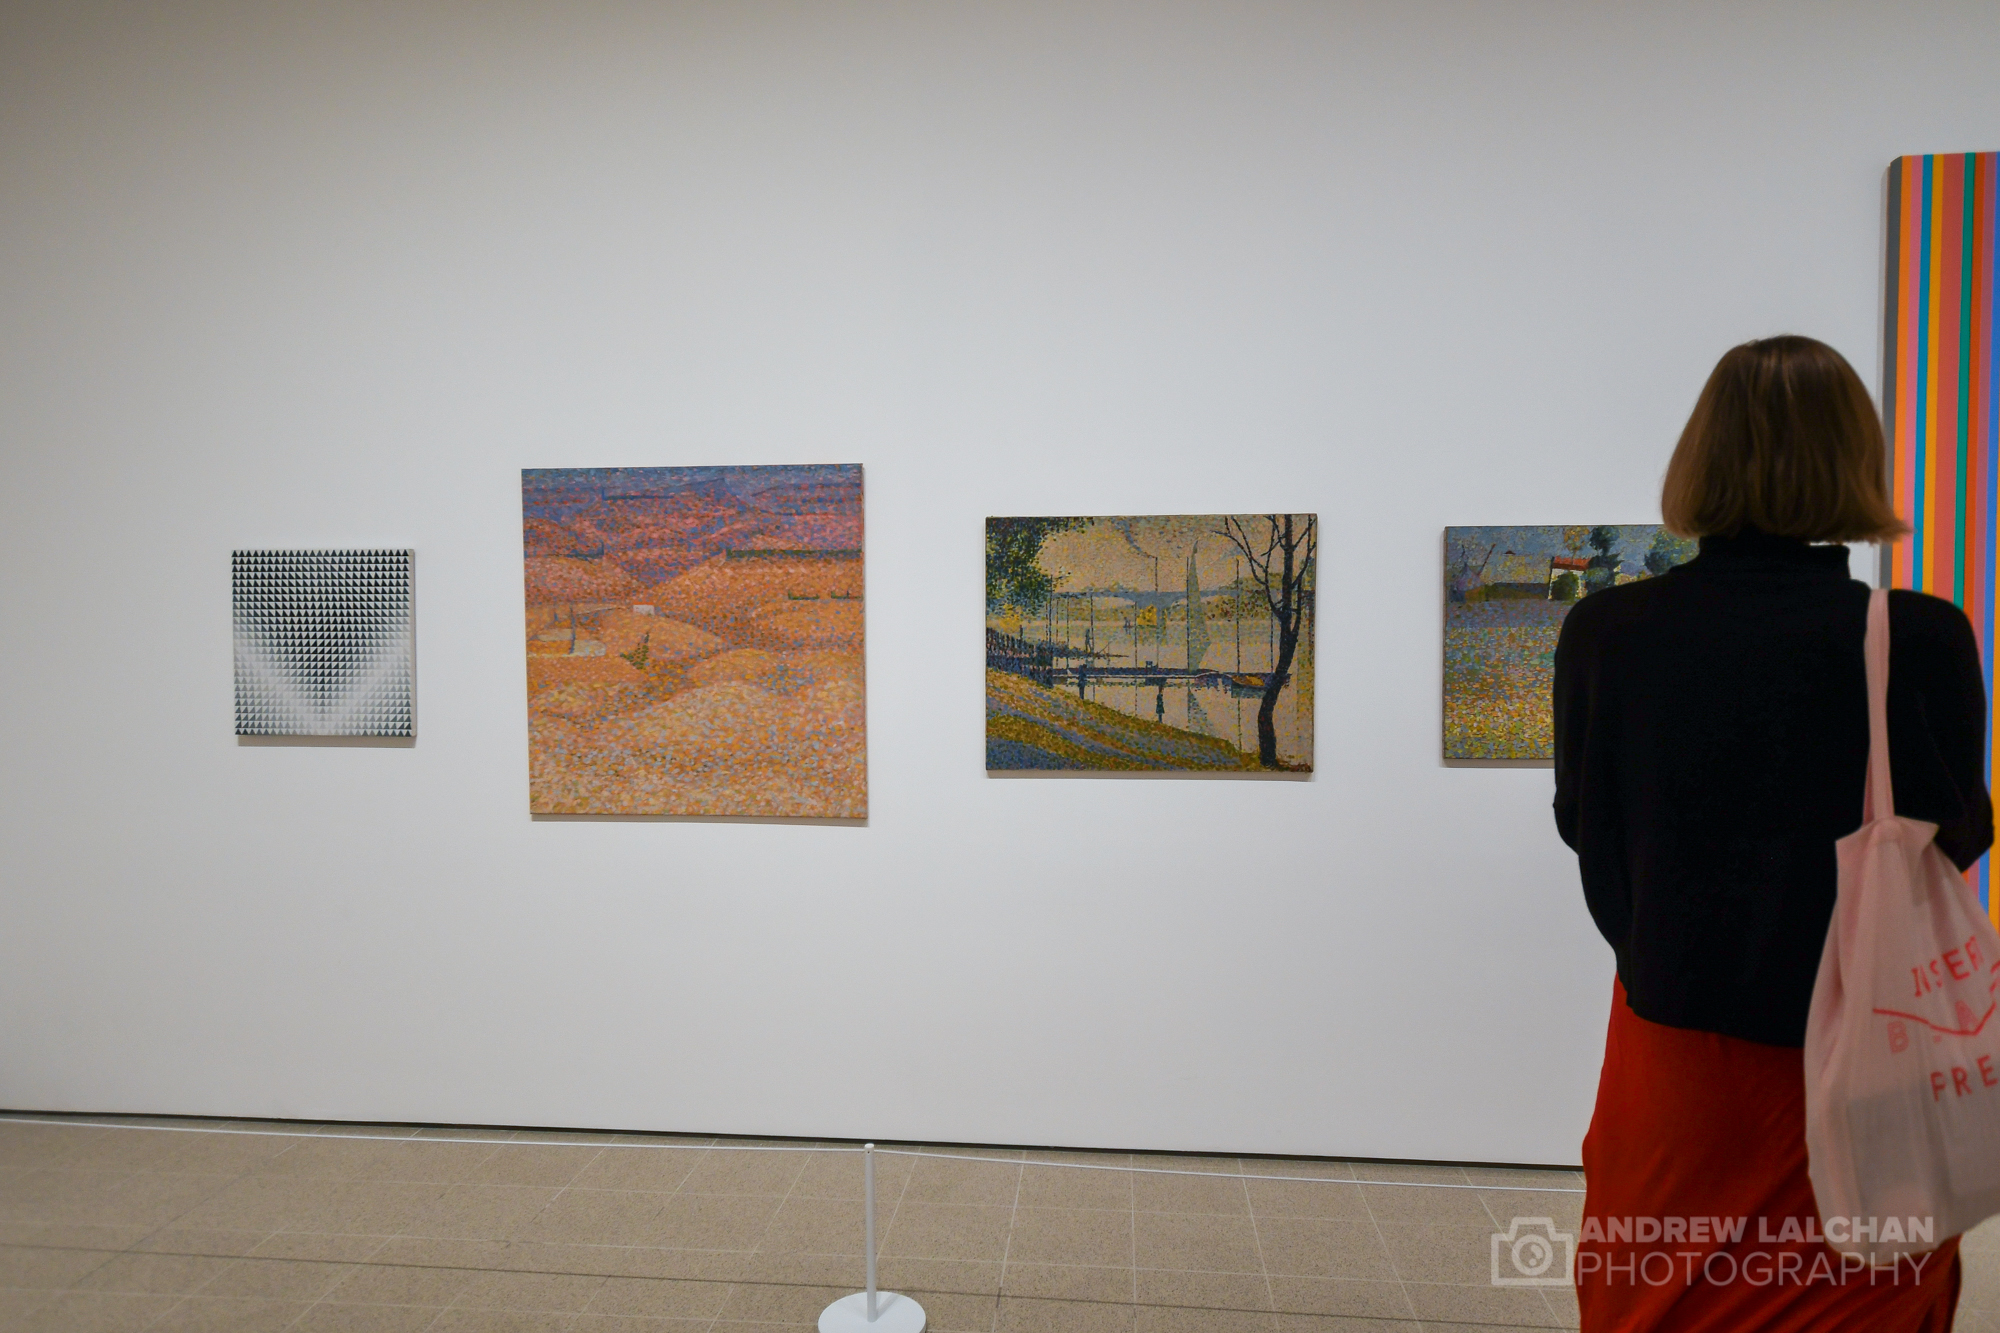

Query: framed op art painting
523;465;865;818
233;548;414;738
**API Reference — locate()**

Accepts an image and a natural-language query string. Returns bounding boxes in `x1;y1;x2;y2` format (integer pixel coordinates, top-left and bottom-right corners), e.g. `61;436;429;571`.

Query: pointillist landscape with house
1443;525;1695;760
986;515;1315;772
523;465;864;817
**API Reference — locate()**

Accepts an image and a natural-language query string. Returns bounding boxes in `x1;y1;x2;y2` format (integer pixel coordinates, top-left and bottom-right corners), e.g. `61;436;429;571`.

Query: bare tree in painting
1218;515;1317;769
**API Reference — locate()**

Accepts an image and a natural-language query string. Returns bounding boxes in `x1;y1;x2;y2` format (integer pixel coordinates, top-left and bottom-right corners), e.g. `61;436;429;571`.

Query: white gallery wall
2;0;1994;1165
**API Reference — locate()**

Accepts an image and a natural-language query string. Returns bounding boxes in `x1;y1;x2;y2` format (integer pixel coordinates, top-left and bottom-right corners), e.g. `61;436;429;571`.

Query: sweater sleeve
1552;600;1591;852
1892;591;1995;870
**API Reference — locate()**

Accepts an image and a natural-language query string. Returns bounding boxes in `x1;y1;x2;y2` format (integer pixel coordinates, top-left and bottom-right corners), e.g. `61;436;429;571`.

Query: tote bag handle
1863;587;1895;824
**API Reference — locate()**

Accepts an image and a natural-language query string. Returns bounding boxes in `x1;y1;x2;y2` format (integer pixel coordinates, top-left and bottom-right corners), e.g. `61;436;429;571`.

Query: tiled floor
0;1116;1993;1333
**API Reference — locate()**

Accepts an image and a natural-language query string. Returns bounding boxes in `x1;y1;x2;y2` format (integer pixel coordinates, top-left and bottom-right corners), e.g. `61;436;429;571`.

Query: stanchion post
865;1144;878;1321
817;1142;925;1332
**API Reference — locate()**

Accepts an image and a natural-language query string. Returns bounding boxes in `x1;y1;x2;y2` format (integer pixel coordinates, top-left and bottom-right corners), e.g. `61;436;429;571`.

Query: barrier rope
0;1113;1583;1193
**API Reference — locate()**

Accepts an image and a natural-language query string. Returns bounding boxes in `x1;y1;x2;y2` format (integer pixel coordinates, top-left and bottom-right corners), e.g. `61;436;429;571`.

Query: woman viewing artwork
1553;336;1993;1331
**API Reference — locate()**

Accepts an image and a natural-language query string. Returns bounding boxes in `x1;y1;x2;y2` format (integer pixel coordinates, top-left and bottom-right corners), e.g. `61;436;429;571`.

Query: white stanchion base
818;1290;926;1332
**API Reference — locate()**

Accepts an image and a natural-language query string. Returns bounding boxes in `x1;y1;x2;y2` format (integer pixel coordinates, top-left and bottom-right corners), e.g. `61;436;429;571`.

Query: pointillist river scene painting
986;515;1316;772
523;465;864;817
1443;525;1695;759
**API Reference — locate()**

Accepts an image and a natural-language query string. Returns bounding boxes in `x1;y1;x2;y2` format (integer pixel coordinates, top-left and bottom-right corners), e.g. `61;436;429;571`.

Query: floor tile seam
1238;1169;1280;1316
129;1220;282;1268
107;1158;257;1252
1;1286;60;1325
892;1152;1581;1195
990;1291;1337;1318
1123;1156;1139;1307
61;1247;755;1285
286;1295;487;1313
242;1168;546;1189
2;1236;197;1260
447;1285;611;1313
655;1144;704;1194
131;1289;194;1333
989;1257;1132;1274
713;1152;809;1314
8;1216;135;1295
1467;1180;1564;1332
160;1237;253;1305
468;1273;732;1303
990;1161;1025;1333
1470;1171;1519;1240
1354;1161;1423;1325
557;1145;612;1197
514;1148;606;1241
2;1164;139;1180
728;1256;1448;1288
273;1285;326;1333
881;1144;915;1293
1400;1313;1567;1333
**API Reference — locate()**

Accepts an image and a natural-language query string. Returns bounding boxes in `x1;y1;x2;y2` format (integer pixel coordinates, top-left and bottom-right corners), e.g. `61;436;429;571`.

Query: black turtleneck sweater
1552;531;1993;1047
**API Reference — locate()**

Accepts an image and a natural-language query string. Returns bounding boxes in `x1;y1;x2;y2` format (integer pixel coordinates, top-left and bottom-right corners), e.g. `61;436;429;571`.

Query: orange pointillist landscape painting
522;466;865;817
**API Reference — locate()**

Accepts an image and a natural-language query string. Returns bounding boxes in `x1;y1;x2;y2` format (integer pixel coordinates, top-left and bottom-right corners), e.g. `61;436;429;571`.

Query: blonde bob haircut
1661;335;1908;543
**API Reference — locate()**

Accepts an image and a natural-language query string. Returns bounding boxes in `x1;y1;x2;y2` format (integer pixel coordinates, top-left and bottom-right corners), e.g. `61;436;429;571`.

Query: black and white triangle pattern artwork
232;549;414;737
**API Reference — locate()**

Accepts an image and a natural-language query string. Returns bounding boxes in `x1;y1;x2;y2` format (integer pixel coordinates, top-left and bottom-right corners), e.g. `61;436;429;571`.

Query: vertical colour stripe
1959;154;1977;605
1931;152;1948;597
1887;157;1907;583
1979;156;1993;915
1907;157;1926;585
1983;155;2000;918
1917;155;1936;591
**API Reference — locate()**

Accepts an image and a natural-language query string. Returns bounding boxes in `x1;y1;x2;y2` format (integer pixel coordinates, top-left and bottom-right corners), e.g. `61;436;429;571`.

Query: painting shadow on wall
530;811;864;826
237;735;416;749
987;769;1309;782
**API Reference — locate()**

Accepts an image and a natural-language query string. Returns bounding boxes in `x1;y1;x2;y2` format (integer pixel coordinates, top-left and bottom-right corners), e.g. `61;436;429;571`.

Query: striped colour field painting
1885;152;2000;920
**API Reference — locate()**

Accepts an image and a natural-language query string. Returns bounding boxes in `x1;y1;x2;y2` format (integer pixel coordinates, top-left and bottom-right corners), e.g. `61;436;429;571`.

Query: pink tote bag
1805;587;2000;1263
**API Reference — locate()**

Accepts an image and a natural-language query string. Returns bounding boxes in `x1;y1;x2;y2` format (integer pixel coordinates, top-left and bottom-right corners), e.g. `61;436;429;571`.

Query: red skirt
1579;979;1961;1332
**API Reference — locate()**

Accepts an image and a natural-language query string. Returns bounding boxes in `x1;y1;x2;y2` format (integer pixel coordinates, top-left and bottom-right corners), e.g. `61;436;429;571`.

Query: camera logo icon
1491;1217;1575;1286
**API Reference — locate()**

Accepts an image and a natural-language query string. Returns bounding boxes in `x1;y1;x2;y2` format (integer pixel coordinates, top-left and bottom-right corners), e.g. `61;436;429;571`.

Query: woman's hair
1660;335;1908;542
